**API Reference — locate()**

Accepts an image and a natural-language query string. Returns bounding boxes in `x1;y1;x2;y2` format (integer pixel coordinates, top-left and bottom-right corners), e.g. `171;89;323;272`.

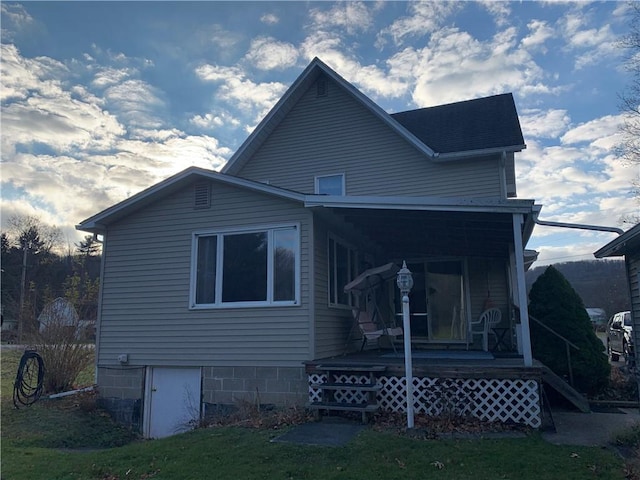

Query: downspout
93;228;106;385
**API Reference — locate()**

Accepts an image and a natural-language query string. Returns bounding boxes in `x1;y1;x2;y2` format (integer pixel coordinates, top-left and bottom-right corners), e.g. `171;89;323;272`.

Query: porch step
310;365;386;423
540;365;590;413
316;364;387;373
308;401;379;413
310;382;381;392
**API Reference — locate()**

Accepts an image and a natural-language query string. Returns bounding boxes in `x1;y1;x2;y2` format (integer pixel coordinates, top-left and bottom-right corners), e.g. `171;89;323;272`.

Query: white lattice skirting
308;374;541;428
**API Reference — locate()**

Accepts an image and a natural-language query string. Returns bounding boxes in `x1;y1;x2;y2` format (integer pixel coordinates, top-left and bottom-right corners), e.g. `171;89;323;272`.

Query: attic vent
194;182;211;209
316;77;328;97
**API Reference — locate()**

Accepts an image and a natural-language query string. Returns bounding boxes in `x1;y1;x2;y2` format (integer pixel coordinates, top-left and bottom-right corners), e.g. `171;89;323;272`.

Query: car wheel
608;343;620;362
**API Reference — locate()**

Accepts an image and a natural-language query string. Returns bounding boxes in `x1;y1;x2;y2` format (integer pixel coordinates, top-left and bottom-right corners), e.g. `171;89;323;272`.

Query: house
38;297;79;332
77;58;544;438
594;223;640;365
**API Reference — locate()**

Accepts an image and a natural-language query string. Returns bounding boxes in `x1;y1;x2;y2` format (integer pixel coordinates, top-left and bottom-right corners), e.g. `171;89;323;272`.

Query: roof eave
304;194;539;215
76;167;305;231
594;224;640;258
433;144;526;162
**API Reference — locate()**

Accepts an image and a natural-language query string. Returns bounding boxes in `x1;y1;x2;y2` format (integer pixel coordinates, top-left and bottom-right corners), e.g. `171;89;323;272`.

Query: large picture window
328;236;358;307
192;225;299;307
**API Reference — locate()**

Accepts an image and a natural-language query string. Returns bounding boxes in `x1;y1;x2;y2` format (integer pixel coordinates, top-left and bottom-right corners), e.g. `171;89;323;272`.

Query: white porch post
512;214;533;366
397;261;414;429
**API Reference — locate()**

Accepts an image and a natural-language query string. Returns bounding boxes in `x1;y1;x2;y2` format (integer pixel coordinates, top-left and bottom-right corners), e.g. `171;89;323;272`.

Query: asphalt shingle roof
391;93;525;154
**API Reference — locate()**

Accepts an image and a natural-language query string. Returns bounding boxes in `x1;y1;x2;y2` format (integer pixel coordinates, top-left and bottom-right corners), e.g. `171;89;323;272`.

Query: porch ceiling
330;208;517;258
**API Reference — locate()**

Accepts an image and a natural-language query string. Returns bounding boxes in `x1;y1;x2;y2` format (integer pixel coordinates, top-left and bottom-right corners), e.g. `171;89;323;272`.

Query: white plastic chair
469;308;502;351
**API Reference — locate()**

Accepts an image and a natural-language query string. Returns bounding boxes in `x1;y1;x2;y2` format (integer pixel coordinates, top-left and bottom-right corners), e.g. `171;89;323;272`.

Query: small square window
315;174;345;195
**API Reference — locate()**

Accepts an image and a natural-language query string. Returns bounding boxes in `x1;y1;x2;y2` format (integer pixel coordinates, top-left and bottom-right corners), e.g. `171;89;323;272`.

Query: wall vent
194;182;211;209
316;77;328;97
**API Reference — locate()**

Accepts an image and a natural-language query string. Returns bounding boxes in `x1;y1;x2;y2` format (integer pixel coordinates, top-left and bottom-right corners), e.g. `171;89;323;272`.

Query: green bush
529;265;610;395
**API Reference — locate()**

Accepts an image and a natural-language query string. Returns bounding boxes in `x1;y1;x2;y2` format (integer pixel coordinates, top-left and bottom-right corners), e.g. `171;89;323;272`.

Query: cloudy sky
1;1;638;265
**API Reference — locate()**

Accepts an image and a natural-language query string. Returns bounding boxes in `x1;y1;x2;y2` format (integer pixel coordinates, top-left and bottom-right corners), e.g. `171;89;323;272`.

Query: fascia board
304;194;538;214
594;223;640;258
434;144;527;162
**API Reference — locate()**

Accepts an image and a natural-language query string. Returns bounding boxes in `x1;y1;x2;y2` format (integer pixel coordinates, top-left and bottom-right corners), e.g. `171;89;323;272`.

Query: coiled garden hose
13;349;45;408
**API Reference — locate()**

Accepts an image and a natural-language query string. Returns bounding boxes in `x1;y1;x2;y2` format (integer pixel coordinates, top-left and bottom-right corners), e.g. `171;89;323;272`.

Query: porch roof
306;196;541;258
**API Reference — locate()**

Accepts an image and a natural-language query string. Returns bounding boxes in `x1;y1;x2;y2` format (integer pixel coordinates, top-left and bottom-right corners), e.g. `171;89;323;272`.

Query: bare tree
618;2;640;222
5;215;63;341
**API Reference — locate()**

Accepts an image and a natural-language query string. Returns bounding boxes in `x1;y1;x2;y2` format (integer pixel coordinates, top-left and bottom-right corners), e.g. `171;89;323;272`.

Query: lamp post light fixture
396;260;414;429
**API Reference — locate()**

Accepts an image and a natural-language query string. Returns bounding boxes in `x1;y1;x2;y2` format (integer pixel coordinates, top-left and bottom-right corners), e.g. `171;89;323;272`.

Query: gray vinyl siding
312;219;353;359
467;257;510;324
98;180;312;368
626;254;640;357
236;78;503;198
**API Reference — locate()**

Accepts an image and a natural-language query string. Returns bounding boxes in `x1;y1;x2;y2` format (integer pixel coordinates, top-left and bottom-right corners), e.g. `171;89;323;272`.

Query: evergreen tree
529;265;610;395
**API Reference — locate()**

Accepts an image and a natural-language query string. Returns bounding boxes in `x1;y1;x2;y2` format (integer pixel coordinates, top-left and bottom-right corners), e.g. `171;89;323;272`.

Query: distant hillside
526;260;630;319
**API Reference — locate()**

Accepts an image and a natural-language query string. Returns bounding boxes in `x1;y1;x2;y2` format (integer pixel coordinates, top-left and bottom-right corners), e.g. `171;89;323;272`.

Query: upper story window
328;236;358;307
191;225;299;308
315;174;345;196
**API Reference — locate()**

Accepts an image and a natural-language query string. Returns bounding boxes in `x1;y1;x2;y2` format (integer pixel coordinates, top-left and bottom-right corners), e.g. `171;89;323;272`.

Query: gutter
534;218;624;235
433;144;526;162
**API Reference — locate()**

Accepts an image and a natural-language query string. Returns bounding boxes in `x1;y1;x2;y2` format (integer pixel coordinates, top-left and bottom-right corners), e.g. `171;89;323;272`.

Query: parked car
587;307;607;331
606;311;634;362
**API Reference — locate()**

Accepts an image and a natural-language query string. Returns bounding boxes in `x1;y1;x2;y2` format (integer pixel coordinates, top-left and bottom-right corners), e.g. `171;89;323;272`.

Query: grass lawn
0;349;634;480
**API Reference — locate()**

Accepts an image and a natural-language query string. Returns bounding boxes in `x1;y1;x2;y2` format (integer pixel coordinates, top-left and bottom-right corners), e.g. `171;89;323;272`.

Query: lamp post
396;260;414;429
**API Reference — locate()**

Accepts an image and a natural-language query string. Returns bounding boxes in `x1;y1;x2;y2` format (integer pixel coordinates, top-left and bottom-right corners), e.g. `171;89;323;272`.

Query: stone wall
202;365;308;406
96;366;145;430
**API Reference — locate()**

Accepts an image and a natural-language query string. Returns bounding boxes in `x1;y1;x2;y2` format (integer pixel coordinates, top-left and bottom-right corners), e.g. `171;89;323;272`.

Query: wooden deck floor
305;348;543;380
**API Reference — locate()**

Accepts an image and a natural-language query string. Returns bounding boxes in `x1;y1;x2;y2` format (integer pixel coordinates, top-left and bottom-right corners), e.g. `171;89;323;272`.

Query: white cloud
1;3;35;42
300;33;408;99
561;115;623;146
521;20;555;51
104;79;166;128
196;63;288;122
520;109;571;139
245;37;298;70
1;43;233;246
376;2;458;47
480;0;511;27
308;1;375;36
260;13;279;25
1;44;69;102
402;27;542;107
190;112;240;130
559;9;620;69
92;67;134;88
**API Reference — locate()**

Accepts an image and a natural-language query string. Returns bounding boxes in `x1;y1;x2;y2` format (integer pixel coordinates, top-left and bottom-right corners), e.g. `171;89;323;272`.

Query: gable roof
594;223;640;258
222;57;435;175
223;58;525;174
76;167;305;233
391;94;525;158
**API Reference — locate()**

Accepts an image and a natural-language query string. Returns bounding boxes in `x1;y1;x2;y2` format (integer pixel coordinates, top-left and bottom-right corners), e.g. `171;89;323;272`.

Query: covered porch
307;197;544;426
309;196;541;366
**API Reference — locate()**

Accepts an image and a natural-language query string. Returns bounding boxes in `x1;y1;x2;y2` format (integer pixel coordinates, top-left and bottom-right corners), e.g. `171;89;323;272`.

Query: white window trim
315;173;345;195
189;223;301;309
327;234;358;308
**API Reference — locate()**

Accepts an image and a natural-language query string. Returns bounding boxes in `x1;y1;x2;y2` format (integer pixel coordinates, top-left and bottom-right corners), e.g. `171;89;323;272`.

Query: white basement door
145;367;201;439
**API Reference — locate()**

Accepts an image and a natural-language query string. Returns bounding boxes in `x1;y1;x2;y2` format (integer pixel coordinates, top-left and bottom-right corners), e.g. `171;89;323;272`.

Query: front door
405;260;466;343
145;367;201;438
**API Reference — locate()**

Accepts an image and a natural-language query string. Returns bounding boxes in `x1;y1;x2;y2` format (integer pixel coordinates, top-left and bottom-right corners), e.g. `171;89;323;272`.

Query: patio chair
469;307;502;351
354;309;403;352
